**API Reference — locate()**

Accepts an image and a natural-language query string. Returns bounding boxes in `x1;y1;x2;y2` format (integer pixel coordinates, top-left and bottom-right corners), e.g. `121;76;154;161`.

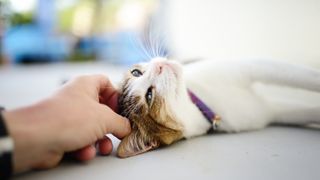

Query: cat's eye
131;69;143;77
145;87;154;106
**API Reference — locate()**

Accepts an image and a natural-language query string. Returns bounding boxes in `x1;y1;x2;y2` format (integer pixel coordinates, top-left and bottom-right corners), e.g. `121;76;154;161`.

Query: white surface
0;62;127;109
1;63;320;180
15;127;320;180
162;0;320;66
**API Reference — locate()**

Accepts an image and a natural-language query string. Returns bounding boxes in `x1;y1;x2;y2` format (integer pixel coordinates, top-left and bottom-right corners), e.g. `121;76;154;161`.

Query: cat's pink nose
154;59;177;75
155;62;173;75
158;65;163;74
155;63;164;75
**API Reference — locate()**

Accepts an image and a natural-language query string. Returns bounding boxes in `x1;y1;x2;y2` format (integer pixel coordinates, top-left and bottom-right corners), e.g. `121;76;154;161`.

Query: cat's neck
174;88;212;138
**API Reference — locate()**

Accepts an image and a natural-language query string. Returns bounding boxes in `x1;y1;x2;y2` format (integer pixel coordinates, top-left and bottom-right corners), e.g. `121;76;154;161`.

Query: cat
116;57;320;158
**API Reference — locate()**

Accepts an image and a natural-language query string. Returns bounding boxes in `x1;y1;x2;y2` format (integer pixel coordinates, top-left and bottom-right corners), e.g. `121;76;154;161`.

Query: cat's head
117;57;187;158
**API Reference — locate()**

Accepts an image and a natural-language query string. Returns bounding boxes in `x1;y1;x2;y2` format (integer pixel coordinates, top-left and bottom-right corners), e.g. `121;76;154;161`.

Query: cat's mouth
154;60;182;80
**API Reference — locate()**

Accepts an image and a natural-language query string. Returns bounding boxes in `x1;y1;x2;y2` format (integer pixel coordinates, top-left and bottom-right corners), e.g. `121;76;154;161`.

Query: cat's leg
274;107;320;125
255;84;320;126
251;60;320;92
215;87;273;133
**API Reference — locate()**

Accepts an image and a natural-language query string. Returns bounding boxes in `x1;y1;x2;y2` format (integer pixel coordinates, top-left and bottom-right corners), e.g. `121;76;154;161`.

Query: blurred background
1;0;320;65
0;0;163;65
0;0;320;108
164;0;320;67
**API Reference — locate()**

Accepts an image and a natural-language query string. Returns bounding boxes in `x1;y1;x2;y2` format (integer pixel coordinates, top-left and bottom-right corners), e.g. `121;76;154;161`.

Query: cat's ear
117;129;159;158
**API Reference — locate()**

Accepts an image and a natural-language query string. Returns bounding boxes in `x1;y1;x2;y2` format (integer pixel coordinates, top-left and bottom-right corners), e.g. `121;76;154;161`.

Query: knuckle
97;74;109;84
93;74;107;80
74;75;89;82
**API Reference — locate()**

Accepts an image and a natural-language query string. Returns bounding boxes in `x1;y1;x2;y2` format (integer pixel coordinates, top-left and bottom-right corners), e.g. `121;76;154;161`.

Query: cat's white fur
134;57;320;138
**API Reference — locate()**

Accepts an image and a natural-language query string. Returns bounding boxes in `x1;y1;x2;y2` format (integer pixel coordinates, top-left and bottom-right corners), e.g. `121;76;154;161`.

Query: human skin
2;75;131;173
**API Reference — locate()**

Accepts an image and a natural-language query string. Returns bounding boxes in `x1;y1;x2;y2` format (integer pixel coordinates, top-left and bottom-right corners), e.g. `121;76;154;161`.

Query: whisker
129;32;152;61
130;18;169;61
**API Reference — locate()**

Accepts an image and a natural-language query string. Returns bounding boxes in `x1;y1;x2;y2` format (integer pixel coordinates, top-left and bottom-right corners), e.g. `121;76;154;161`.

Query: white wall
162;0;320;66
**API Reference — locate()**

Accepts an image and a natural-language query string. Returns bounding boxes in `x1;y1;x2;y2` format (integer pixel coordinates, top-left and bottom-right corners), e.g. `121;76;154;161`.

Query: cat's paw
217;119;267;133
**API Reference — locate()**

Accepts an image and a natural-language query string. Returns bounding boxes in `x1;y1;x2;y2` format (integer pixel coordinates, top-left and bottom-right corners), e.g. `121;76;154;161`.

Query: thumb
100;105;131;139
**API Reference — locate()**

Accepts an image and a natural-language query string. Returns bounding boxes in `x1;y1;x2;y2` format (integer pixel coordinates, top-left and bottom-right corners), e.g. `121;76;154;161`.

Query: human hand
3;75;131;173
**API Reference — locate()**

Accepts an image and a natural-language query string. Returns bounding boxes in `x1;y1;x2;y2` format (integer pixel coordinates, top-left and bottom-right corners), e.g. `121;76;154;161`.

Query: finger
88;74;119;112
99;84;119;112
100;106;131;139
74;74;117;100
96;136;113;155
99;91;118;112
94;74;118;100
34;153;63;170
73;145;96;161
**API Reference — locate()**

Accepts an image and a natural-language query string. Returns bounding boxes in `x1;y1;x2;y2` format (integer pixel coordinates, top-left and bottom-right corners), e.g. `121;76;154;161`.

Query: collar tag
212;115;221;130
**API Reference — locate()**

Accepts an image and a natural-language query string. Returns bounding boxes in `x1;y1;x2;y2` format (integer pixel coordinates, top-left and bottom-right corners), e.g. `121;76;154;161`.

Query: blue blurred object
77;37;96;56
3;24;70;63
36;0;56;34
2;0;69;64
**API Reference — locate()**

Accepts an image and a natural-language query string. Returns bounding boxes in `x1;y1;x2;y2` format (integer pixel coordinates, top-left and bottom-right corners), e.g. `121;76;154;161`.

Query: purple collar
187;89;221;129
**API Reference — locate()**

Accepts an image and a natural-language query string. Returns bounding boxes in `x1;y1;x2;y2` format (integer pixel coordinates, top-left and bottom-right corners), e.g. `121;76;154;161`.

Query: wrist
3;101;61;173
3;105;40;173
0;107;14;179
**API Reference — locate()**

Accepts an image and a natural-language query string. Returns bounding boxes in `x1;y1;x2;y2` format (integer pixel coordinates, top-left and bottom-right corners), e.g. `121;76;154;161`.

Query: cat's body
183;59;320;137
117;58;320;158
